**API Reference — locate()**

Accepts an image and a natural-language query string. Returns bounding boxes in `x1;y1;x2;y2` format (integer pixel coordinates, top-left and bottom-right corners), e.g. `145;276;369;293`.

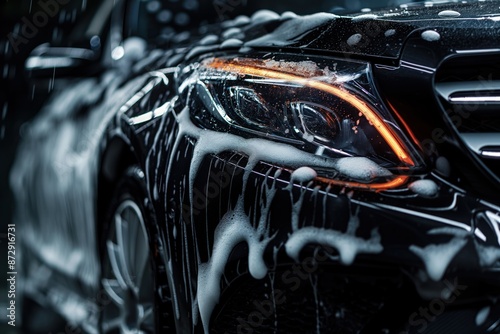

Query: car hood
182;1;500;63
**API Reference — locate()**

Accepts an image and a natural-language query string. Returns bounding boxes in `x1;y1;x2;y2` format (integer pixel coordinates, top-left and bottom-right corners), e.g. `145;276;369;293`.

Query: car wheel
99;166;159;334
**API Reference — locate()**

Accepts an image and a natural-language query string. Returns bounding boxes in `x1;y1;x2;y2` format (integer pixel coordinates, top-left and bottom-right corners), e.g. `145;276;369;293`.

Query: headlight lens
180;54;420;188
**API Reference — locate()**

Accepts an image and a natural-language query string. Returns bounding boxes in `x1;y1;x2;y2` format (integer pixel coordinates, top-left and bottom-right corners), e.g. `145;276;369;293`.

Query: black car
9;0;500;333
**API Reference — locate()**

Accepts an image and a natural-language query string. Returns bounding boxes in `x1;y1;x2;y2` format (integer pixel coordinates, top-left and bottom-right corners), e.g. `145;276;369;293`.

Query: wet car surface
6;0;500;333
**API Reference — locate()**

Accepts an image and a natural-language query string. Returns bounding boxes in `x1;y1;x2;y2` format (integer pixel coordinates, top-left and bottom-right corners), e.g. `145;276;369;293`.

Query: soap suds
408;179;438;197
410;236;467;281
286;214;383;265
291;167;317;183
476;306;490;326
351;14;378;22
347;33;363;46
384;29;396;37
421;30;440;42
438;10;461;18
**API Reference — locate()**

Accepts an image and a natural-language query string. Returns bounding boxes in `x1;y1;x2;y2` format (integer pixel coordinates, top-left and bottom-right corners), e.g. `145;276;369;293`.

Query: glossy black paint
13;1;500;333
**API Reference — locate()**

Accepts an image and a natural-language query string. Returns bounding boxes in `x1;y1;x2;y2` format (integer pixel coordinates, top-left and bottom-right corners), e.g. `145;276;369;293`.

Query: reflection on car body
10;0;500;333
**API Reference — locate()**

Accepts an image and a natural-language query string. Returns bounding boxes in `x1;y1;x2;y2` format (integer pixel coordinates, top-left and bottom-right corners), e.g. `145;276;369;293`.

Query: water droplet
352;13;377;22
146;0;161;13
476;306;490;326
421;30;440;42
385;29;396;37
438;10;461;18
90;35;100;49
347;33;362;46
157;10;172;23
111;46;124;60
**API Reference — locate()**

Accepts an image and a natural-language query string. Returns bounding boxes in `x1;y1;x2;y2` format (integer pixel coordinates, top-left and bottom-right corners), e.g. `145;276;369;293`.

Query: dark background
1;2;98;331
0;0;404;332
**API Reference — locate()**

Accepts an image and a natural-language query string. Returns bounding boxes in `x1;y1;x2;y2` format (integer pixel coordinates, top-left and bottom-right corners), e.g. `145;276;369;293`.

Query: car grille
435;54;500;178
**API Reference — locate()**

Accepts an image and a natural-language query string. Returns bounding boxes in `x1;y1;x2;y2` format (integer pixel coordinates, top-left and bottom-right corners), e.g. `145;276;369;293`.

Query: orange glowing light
206;58;415;167
386;101;421;149
316;175;409;191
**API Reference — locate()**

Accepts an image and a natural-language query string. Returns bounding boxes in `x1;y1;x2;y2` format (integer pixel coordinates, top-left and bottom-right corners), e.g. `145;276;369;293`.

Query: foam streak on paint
410;229;468;281
197;199;271;333
171;107;392;198
476;243;500;267
285;214;383;265
166;105;392;228
166;53;403;329
166;102;393;331
292;189;307;231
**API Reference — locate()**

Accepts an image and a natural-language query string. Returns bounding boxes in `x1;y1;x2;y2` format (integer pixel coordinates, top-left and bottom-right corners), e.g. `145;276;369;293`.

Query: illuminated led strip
386;101;421;148
206;58;415;166
316;175;409;191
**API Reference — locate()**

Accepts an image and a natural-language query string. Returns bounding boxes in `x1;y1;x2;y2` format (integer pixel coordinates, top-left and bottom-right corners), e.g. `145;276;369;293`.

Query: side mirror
25;43;100;78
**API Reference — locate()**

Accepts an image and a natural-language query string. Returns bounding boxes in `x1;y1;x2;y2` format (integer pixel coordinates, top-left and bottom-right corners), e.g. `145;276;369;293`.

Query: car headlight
180;54;421;189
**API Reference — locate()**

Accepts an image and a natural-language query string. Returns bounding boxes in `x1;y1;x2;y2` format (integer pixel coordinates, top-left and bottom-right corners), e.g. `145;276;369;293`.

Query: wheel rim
101;199;155;334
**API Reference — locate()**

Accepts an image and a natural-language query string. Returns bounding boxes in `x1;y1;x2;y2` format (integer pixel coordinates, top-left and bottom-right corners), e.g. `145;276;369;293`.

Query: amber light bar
316;175;409;191
206;58;415;167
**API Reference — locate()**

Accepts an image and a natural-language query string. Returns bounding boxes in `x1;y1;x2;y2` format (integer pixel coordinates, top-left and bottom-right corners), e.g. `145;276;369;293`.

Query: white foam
410;236;467;281
122;37;147;61
438;10;461;17
169;107;392;205
286;215;383;265
421;30;441;42
263;59;325;77
198;34;218;46
408;179;438;197
291;167;317;183
222;27;242;40
281;11;298;19
347;33;362;46
384;29;396;37
476;306;490;326
476;244;500;267
231;15;251;26
219;38;244;49
197;196;273;332
334;157;392;181
251;9;280;24
172;67;395;331
352;14;378;22
290;184;308;231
